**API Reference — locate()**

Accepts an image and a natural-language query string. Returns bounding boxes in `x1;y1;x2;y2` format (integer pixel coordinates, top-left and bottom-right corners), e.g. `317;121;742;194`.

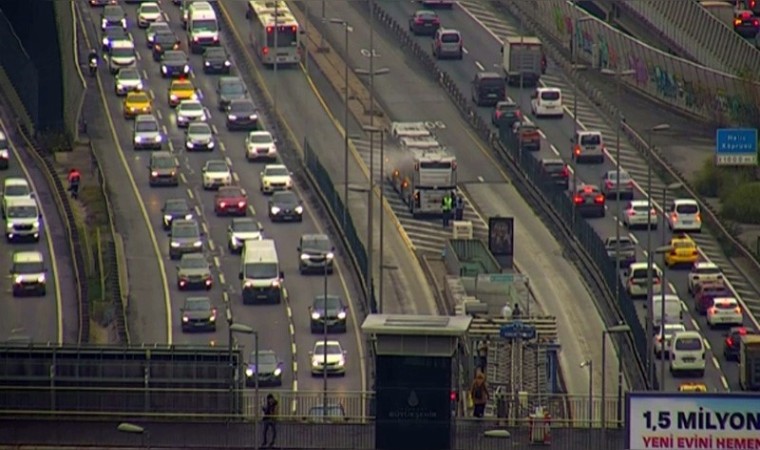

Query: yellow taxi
663;233;699;267
123;92;152;119
168;79;197;108
678;382;707;393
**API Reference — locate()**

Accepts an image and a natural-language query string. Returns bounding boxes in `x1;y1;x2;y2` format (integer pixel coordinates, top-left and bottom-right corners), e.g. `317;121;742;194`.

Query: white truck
501;36;543;87
187;1;220;53
388;122;457;218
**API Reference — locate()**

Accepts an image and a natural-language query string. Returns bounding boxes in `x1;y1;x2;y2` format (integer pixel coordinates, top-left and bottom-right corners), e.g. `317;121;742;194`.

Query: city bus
246;0;301;66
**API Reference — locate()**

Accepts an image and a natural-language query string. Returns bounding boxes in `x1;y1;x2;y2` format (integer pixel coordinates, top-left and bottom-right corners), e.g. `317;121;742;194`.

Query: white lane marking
214;256;221;268
201;222;209;235
668;283;677;294
187;188;194;199
180;173;188;184
208;239;215;251
136;51;141;61
225;156;233;166
156;109;163;120
475;61;485;71
219;273;226;285
240;188;247;196
549;144;560;156
168;140;175;152
232;172;240;182
711;356;720;370
477;176;484;182
629;233;639;245
195;205;202;216
248;205;256;216
212;124;219;134
721;376;729;390
162;125;168;135
142;69;148;79
219;142;226;152
223;291;230;304
703;339;711;351
462;47;469;54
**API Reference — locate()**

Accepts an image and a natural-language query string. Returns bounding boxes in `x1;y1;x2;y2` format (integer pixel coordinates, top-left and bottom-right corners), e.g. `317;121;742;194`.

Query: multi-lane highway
0;117;77;344
81;0;366;408
372;0;760;391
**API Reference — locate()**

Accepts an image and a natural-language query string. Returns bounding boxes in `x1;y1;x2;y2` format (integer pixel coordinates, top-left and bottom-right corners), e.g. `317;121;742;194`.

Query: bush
722;182;760;223
692;156;757;201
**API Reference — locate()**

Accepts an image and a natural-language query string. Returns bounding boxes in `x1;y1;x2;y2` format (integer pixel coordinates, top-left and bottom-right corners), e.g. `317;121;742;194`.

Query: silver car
176;100;208;128
600;170;634;199
133;114;163;150
176;253;213;290
185;122;215;151
227;217;263;254
114;68;143;96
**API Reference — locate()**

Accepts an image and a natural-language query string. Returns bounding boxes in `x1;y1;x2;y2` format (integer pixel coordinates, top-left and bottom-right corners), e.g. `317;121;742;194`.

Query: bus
246;0;301;66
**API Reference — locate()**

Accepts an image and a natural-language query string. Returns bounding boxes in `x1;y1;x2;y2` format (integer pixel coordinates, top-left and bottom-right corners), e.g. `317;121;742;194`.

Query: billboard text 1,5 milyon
627;393;760;450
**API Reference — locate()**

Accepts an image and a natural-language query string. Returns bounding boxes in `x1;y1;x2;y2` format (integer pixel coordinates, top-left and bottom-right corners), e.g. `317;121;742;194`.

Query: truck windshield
191;19;218;32
245;263;278;279
8;206;37;218
675;338;702;351
420;161;452;170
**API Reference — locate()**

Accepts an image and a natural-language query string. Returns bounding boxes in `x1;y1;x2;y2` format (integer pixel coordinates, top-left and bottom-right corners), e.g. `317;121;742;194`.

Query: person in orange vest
68;168;81;199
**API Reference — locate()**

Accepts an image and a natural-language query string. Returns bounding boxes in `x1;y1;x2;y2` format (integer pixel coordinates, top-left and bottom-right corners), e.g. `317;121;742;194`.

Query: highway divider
368;2;650;391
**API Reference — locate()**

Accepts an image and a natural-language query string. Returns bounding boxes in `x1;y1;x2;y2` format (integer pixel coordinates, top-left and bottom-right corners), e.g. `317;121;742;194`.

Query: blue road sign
715;128;758;166
500;321;537;340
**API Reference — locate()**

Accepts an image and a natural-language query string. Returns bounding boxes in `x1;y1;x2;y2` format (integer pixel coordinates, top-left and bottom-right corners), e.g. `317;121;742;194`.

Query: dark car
572;184;605;218
203;47;232;74
245;349;283;387
101;5;127;30
152;30;181;61
225;99;259;131
176;253;213;290
90;0;117;6
180;297;217;332
298;234;335;275
471;72;505;107
724;327;757;361
309;295;348;333
268;191;303;222
604;236;636;268
161;198;194;231
492;100;521;126
160;50;190;78
102;25;129;52
734;10;760;38
148;151;179;187
408;10;440;36
217;76;248;111
540;158;569;189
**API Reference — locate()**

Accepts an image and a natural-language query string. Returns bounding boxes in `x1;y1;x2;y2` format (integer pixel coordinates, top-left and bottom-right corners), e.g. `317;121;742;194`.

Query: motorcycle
88;57;97;76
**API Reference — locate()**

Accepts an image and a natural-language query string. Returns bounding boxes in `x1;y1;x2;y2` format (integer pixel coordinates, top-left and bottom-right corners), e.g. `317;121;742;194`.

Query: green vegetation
723;182;760;224
692;155;760;223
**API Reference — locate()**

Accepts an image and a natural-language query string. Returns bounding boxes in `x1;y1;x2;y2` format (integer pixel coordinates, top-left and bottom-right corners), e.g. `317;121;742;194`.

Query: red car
694;282;732;315
214;186;247;216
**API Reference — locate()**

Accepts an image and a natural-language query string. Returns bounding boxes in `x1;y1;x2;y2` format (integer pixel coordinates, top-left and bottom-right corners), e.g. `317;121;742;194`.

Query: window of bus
266;25;298;47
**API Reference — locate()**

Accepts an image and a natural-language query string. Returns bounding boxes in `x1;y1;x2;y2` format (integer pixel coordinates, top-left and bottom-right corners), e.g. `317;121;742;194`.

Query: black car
309;295;348;333
268;191;303;222
225;99;258;131
161;198;194;230
217;76;248;111
245;349;284;387
492;100;521;127
408;10;440;36
604;236;636;268
180;297;217;332
152;30;180;61
203;47;232;74
160;50;190;78
102;25;128;52
572;184;605;218
540;158;569;190
724;327;757;361
298;234;335;275
101;5;127;30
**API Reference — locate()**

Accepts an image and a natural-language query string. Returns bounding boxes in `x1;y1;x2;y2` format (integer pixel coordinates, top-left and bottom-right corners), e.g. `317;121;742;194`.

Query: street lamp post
601;324;631;428
329;19;353;228
644;123;670;388
347;184;372;304
659;181;682;390
580;359;593;427
322;265;329;412
363;125;385;313
227;322;258;449
117;422;150;449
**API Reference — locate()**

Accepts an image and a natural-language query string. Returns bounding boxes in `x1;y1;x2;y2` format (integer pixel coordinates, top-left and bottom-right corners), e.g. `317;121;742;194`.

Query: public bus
246;0;301;66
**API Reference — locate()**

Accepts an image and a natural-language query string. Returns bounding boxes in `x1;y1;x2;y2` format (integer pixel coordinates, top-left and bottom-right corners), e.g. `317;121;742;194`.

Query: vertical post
323;268;330;412
253;332;260;450
601;331;607;429
227;314;234;416
614;70;622;302
368;0;375;127
616;355;623;424
343;24;350;228
378;131;385;313
273;1;279;118
367;133;374;306
571;2;578;197
525;277;530;317
660;186;668;391
97;227;105;302
645;131;654;387
588;360;593;428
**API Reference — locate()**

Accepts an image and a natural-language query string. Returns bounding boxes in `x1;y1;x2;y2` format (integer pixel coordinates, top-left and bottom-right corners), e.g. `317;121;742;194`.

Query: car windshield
136;120;158;132
185;299;210;311
313;296;342;310
149;23;170;33
418;11;437;19
165;200;188;213
188;123;211;135
249;134;273;144
180;256;206;269
273;192;297;205
180;102;203;112
252;352;277;365
172;82;193;91
631;204;650;213
7;206;37;218
315;343;342;355
141;5;160;13
234;220;260;232
206;162;228;172
266;167;289;176
675;337;702;351
118;69;139;80
541;91;560;101
543;162;564;172
441;33;460;43
219;187;243;198
105;28;127;40
173;224;198;238
5;185;29;197
673;240;693;249
607;171;630;181
206;49;226;58
230;102;254;113
164;52;186;63
191;19;218;32
221;82;245;95
304;237;331;251
129;94;149;103
111;46;134;58
696;267;721;275
497;102;517;112
15;261;44;274
631;268;657;279
676;204;699;214
244;262;278;279
608;238;633;247
154;32;176;44
152;157;174;169
581;134;601;146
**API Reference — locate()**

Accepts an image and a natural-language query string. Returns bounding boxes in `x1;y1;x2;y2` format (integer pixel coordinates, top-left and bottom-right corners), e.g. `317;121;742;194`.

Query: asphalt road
83;0;366;408
373;0;755;391
0;117;77;344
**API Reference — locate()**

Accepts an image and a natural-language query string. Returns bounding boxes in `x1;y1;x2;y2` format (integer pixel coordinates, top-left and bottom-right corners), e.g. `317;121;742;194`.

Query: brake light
238;201;246;208
432;18;441;24
726;337;734;347
574;146;581;155
696;213;702;222
414;192;421;207
671;213;678;221
415;18;424;24
267;26;273;33
739;327;748;335
450;391;457;401
651;209;657;216
560;167;569;177
263;47;269;56
670;250;677;256
594;195;605;204
392;169;400;179
692;250;698;256
220;202;226;208
754;19;759;26
604;180;613;188
735;307;742;314
495;111;502;118
709;307;717;315
573;195;583;204
734;18;742;26
628;210;636;216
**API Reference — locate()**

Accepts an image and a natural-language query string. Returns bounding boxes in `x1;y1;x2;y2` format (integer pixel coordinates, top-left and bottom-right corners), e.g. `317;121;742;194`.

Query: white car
625;262;662;298
245;131;277;162
227;217;264;254
2;177;31;218
137;2;163;28
114;68;144;96
667;199;702;232
653;323;686;358
707;297;743;328
670;331;706;377
310;340;346;376
175;100;208;128
530;87;563;118
259;164;292;194
185;122;215;151
201;160;232;190
622;200;657;229
687;261;723;295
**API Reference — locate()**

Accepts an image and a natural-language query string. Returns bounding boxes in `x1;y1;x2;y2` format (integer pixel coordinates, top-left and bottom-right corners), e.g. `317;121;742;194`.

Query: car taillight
238;201;246;208
604;180;613;188
414;192;421;206
709;307;717;314
432;18;441;24
651;209;657;216
573;195;583;204
263;46;269;55
735;19;742;26
628;210;637;216
561;167;569;177
726;337;734;347
692;250;698;256
495;111;502;118
670;250;677;256
574;145;581;155
654;278;661;285
735;307;742;314
594;195;605;204
220;202;226;208
696;213;702;222
671;213;678;221
415;18;424;24
754;19;759;26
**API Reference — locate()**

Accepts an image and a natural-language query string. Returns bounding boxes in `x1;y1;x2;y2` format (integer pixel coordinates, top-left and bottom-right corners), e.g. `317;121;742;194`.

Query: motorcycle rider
88;49;98;75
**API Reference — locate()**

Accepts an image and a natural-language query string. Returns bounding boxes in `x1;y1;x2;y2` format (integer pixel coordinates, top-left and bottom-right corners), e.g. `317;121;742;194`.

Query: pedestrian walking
512;302;522;318
476;339;488;372
261;394;278;448
470;370;489;418
68;168;81;200
441;191;453;228
455;195;464;221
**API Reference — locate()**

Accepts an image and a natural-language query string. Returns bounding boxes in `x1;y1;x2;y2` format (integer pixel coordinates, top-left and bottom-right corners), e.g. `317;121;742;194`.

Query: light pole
322;265;329;412
348;184;372;304
644;123;670;388
601;324;630;429
273;1;280;119
368;0;376;126
228;322;258;448
117;422;150;449
580;359;593;428
570;12;593;198
329;18;353;228
363;125;385;313
659;181;679;392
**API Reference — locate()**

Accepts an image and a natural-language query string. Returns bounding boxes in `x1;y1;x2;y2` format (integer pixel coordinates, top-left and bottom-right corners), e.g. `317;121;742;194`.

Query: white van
650;294;683;327
530;87;563;118
187;1;219;53
670;331;706;377
239;239;283;304
667;199;702;232
625;262;662;298
571;130;605;163
5;197;41;242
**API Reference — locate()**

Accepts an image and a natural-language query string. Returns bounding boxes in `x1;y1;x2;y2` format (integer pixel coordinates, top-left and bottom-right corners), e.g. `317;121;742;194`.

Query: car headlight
190;93;198;100
154;135;162;142
183;65;190;72
163;215;172;222
6;222;13;230
311;311;321;320
170;94;178;101
136;82;144;90
337;357;345;366
230;236;240;245
228;115;237;120
204;61;210;66
116;83;125;90
249;114;258;120
135;136;143;143
270;206;281;214
170;242;180;248
286;180;293;187
312;359;320;367
337;311;346;320
0;149;8;159
121;18;127;26
244;281;254;288
326;252;334;259
101;19;107;27
295;206;304;214
300;254;310;261
224;61;231;66
208;141;215;148
14;275;23;284
102;37;109;45
271;279;280;287
182;315;189;322
245;368;254;377
273;368;282;376
33;220;40;228
161;66;168;73
186;141;194;148
193;240;202;248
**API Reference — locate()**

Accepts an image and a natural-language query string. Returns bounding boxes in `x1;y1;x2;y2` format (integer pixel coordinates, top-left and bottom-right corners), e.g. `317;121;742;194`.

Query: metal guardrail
369;2;649;392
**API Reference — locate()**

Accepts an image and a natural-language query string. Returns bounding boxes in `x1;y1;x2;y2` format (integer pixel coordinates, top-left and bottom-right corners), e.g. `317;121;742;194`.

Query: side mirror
297;246;301;252
279;271;285;279
569;138;574;143
299;29;306;35
38;214;42;219
238;272;244;280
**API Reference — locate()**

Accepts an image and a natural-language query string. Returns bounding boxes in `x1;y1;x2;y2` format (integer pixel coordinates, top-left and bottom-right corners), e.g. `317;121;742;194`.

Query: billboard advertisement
488;217;514;256
627;393;760;450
